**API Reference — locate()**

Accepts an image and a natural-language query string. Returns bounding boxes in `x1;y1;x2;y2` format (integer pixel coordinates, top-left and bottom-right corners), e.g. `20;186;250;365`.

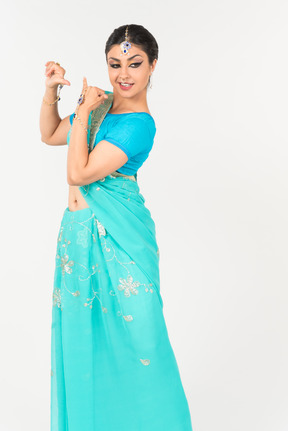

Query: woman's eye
109;62;143;69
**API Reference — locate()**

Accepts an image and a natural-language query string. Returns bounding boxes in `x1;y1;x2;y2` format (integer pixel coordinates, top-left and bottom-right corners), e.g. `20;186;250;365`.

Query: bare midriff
68;185;90;212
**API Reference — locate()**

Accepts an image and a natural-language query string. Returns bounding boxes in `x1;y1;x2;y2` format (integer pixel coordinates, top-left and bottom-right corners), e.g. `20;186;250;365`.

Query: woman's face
106;44;157;99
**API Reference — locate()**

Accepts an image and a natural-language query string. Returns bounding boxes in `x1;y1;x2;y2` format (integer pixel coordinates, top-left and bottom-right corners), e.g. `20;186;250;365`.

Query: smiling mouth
119;82;134;90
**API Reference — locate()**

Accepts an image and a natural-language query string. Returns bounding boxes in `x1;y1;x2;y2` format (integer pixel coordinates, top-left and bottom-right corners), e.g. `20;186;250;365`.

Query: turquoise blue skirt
50;203;193;430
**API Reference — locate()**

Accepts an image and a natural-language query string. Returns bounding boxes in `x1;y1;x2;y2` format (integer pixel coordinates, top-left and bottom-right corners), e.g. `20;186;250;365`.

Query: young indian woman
40;23;193;431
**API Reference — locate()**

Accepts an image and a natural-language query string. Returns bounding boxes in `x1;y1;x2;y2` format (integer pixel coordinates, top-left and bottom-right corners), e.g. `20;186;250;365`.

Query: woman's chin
114;89;136;98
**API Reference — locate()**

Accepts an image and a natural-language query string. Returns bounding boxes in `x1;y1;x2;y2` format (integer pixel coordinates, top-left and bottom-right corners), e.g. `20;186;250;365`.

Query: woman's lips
119;83;134;91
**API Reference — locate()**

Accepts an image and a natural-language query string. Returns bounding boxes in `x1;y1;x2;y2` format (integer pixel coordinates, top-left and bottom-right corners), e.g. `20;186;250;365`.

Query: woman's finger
45;61;63;68
45;64;66;77
60;79;71;86
82;77;88;92
45;62;57;72
45;65;58;76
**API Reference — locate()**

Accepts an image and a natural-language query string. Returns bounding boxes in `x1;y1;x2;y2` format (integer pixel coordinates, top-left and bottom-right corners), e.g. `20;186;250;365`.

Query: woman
40;24;193;431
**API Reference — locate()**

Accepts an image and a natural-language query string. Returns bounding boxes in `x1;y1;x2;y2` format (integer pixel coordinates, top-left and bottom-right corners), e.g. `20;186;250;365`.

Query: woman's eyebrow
108;54;143;62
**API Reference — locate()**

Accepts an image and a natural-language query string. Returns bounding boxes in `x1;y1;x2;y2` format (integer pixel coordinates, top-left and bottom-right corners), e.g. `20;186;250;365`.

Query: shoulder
102;113;156;159
107;113;156;138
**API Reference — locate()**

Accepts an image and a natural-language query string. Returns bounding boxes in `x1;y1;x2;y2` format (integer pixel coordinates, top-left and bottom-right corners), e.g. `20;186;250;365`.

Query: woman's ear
151;59;157;74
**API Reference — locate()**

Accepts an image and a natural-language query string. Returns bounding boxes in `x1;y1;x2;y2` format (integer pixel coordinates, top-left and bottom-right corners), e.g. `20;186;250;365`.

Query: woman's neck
110;91;150;115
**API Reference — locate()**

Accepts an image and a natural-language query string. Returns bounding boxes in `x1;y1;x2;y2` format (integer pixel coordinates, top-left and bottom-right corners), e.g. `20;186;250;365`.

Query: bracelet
73;113;90;134
43;84;63;105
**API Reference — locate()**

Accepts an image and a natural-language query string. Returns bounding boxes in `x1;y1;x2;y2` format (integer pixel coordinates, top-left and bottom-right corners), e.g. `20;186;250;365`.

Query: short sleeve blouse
68;112;156;175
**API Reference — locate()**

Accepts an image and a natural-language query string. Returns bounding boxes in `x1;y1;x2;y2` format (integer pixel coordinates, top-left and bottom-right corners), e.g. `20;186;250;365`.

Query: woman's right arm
40;61;71;146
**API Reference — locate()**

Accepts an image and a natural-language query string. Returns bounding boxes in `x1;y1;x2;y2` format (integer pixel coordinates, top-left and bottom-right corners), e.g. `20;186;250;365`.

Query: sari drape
50;93;193;431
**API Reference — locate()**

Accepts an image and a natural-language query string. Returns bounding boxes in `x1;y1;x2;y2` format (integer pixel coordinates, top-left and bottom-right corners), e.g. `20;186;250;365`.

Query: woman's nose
119;67;130;79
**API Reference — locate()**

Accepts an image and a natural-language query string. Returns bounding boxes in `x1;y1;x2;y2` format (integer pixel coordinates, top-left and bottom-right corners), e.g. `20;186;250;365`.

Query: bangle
73;113;90;134
43;84;63;105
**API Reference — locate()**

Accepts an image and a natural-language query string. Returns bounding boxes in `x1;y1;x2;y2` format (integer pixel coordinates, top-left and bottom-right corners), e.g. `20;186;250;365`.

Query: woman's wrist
72;105;90;134
77;103;90;117
43;86;59;104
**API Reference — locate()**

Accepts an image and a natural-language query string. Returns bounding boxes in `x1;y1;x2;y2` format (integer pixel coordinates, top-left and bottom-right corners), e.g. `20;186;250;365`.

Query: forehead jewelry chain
120;26;131;56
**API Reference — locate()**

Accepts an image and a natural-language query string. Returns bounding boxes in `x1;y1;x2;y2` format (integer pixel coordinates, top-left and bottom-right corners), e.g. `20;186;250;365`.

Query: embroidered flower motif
60;254;74;275
95;219;106;237
118;274;140;297
53;287;61;308
76;228;89;248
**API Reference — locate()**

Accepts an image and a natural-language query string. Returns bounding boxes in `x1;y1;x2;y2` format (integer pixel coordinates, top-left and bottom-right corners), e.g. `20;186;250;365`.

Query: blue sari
50;92;193;430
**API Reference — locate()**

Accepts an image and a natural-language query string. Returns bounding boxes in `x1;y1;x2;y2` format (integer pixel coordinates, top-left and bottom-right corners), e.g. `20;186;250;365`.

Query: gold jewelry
43;84;63;105
55;62;60;66
73;113;90;134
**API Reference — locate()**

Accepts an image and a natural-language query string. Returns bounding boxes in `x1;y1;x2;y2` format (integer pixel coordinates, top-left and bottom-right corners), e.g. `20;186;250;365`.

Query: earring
149;74;153;89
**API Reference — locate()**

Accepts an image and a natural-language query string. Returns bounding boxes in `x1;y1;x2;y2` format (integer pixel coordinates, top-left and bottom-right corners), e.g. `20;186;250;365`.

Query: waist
110;171;137;182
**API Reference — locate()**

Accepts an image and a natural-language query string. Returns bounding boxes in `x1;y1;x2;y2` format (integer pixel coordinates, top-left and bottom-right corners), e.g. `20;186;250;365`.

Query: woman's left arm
67;78;128;185
67;103;90;184
67;102;129;186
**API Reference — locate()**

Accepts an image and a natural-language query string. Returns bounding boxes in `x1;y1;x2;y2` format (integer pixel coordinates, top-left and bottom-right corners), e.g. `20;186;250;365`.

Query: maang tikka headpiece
120;25;132;56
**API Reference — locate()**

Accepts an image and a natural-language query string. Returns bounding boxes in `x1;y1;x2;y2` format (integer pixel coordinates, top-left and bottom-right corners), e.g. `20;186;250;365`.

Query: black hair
105;24;159;65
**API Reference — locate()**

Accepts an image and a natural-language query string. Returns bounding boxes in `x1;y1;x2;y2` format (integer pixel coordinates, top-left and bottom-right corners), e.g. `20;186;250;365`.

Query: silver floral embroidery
140;359;150;366
55;219;103;309
60;254;74;275
84;286;108;311
76;228;89;248
118;274;141;297
95;219;106;237
53;287;61;308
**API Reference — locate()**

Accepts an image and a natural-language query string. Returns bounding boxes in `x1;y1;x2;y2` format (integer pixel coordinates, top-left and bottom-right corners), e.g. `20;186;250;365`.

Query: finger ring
55;62;60;66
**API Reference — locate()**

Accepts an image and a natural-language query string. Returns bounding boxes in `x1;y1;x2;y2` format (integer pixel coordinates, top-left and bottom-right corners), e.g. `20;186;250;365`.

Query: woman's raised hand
79;77;108;113
44;61;71;89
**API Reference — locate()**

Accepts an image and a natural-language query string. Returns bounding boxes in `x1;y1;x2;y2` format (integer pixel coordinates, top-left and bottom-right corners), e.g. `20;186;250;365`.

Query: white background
0;1;287;430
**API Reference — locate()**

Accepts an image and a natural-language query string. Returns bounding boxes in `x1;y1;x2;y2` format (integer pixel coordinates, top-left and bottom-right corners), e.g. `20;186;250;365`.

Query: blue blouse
69;111;156;176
